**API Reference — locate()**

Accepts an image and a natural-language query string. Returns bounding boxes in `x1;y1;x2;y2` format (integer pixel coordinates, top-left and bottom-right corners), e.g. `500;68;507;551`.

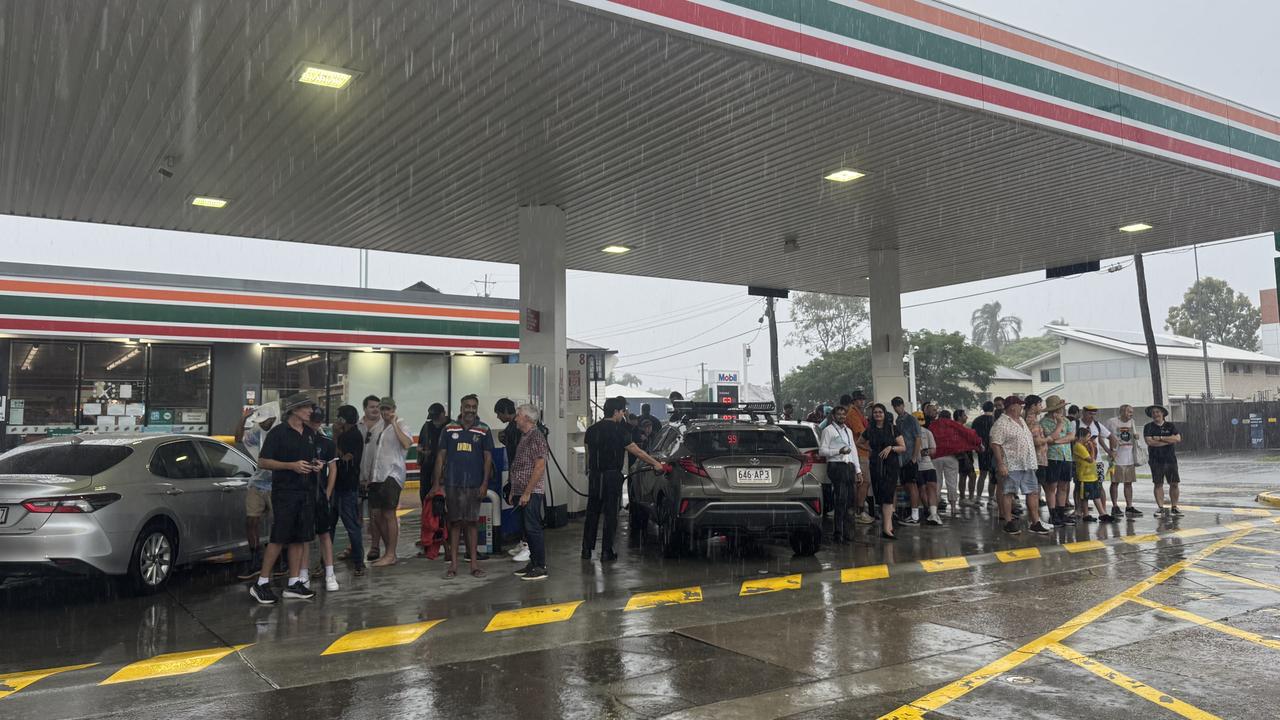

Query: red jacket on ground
930;417;982;457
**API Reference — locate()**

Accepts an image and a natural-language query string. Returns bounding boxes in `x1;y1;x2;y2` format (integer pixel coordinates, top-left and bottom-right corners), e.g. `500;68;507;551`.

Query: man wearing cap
1105;404;1142;518
989;395;1051;535
234;401;278;581
368;396;414;567
433;394;494;578
845;390;874;524
1143;405;1183;516
250;393;323;604
304;407;340;591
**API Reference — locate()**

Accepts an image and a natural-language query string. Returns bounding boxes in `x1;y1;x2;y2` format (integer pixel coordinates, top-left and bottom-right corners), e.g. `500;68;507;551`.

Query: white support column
869;246;909;404
518;206;573;513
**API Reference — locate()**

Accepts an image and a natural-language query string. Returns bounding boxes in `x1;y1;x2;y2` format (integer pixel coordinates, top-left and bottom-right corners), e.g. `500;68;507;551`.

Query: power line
616;326;764;369
618;300;764;361
572;292;745;338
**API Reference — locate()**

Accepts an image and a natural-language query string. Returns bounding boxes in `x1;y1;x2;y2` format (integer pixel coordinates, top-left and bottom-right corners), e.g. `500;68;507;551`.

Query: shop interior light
1119;222;1153;233
823;169;866;182
285;352;321;367
190;196;229;209
20;345;39;371
106;348;141;372
296;62;358;89
601;245;632;254
183;360;210;373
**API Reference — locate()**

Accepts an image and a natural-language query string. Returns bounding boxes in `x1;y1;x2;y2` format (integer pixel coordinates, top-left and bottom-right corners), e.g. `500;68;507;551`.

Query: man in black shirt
333;405;367;576
417;403;450;507
250;393;322;604
583;397;667;561
1143;405;1183;516
971;401;997;508
303;407;340;592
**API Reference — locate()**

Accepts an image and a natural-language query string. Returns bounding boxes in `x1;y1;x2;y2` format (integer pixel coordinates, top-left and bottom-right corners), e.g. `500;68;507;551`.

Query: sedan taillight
22;493;121;514
677;457;709;478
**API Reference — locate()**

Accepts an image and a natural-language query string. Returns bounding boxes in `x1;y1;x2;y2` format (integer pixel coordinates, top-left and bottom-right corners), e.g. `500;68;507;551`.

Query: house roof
1043;326;1280;364
604;384;665;399
993;365;1033;381
1014;349;1062;371
567;337;617;355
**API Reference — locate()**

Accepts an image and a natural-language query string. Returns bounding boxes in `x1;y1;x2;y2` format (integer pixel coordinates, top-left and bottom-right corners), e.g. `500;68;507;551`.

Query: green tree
909;330;997;410
780;345;872;410
997;335;1058;368
1165;277;1260;351
970;301;1022;353
786;292;870;355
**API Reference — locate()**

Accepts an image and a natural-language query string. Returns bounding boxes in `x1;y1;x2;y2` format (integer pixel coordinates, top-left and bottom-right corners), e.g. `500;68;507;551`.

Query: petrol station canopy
2;0;1278;296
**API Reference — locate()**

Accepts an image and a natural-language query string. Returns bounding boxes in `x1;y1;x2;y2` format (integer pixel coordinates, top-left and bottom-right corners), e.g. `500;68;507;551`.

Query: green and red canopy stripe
590;0;1280;185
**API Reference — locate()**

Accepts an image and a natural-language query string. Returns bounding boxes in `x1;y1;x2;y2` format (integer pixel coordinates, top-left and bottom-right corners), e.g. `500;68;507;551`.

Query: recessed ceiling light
1119;222;1153;233
824;169;866;183
296;62;359;89
601;245;632;254
191;196;229;208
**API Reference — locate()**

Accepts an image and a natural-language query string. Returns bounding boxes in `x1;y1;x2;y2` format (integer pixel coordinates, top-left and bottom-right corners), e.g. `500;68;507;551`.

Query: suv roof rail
671;400;776;424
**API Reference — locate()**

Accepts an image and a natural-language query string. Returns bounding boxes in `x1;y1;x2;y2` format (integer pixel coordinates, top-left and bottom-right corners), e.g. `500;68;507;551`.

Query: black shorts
1047;460;1073;484
368;479;404;510
315;491;339;536
1036;466;1048;485
269;488;316;545
1150;462;1180;485
977;450;993;471
918;468;938;485
1077;480;1102;501
957;453;973;475
899;461;918;484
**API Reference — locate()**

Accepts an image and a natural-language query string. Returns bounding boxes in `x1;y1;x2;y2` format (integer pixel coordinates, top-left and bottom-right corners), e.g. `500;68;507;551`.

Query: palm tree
616;372;643;388
970;302;1023;353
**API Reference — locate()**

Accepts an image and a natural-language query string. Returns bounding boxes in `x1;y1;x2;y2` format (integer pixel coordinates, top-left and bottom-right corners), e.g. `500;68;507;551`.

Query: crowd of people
235;385;1183;604
801;391;1183;540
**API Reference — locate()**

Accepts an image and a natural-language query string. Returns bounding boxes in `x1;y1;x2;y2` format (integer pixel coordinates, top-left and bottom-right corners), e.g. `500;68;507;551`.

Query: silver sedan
0;433;253;593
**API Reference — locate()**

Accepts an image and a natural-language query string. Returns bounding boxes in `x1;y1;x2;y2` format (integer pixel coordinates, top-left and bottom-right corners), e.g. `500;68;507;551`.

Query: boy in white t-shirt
1104;404;1142;519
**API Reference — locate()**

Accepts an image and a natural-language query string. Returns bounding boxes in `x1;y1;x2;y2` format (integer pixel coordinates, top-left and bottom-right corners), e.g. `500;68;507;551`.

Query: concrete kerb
1256;491;1280;508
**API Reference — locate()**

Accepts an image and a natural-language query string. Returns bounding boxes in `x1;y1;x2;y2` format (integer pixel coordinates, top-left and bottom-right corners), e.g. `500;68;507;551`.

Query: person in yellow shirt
1073;427;1113;523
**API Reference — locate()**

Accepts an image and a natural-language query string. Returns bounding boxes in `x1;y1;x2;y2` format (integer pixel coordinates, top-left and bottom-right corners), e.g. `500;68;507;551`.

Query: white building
1015;326;1280;409
1261;289;1279;359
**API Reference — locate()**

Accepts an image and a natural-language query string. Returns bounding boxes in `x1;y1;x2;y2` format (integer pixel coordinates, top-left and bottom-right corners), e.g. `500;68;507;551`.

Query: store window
150;345;212;430
8;341;79;428
79;342;147;431
261;348;331;412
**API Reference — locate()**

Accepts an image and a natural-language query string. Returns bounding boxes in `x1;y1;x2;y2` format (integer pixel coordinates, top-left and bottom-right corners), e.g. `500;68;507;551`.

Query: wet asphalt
2;457;1278;720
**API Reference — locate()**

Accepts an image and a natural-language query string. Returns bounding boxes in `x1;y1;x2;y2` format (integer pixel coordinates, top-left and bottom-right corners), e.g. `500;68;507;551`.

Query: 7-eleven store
0;262;522;468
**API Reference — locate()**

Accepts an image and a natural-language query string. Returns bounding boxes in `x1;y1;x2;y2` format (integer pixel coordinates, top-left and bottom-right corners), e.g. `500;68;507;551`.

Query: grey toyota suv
628;402;823;557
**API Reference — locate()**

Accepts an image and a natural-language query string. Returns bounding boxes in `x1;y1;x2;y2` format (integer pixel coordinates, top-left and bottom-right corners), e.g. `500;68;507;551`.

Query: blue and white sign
716;371;739;383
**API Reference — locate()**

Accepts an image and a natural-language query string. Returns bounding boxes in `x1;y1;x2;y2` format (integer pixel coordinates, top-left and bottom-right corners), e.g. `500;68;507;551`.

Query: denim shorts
1002;469;1039;496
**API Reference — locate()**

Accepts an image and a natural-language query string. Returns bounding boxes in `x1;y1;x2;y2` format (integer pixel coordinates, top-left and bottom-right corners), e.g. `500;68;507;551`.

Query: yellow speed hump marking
1064;540;1106;553
100;644;252;685
996;547;1041;563
0;663;97;700
1045;643;1222;719
1122;533;1160;544
740;574;802;596
625;586;703;611
484;601;583;632
841;564;890;583
321;620;444;655
920;556;969;572
1232;508;1272;517
1175;528;1212;538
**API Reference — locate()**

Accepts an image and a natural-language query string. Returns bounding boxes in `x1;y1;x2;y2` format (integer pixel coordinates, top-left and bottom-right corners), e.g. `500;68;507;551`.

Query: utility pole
742;343;751;401
766;296;782;406
699;362;707;401
473;273;497;298
1193;244;1213;401
1134;252;1164;405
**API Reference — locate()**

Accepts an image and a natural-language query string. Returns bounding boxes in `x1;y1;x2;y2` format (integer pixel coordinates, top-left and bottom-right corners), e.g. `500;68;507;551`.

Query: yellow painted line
1123;533;1160;544
396;507;415;518
920;556;969;573
1175;528;1212;538
841;564;890;583
484;601;583;632
1226;521;1255;531
1233;508;1273;517
321;620;444;655
625;586;703;611
1187;566;1280;593
740;574;802;596
0;663;97;700
1128;596;1280;651
1045;643;1221;719
1178;505;1202;511
1256;491;1280;508
1064;539;1106;553
100;644;251;685
996;547;1041;563
876;529;1251;720
1230;543;1280;557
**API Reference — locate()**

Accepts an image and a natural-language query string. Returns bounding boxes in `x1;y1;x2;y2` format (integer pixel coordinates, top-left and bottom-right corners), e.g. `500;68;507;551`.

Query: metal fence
1177;400;1280;452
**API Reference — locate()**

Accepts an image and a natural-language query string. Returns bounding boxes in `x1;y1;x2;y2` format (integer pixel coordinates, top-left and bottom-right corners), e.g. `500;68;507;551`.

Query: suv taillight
804;449;826;464
22;493;120;514
798;453;815;477
677;457;709;478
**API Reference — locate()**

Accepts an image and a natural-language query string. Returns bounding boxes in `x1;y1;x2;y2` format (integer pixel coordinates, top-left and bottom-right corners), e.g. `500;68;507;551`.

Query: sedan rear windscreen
0;445;134;476
686;430;797;457
779;425;818;449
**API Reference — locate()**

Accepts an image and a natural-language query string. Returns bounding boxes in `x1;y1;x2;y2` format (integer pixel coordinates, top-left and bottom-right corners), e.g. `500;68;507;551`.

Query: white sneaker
507;542;528;557
325;575;339;592
855;512;875;525
511;547;531;563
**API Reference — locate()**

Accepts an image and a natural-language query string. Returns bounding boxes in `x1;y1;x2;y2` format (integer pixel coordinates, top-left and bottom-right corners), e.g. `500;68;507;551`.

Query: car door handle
165;488;185;496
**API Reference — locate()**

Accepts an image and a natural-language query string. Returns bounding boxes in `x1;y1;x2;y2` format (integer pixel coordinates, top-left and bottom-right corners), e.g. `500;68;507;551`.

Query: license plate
735;468;772;484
